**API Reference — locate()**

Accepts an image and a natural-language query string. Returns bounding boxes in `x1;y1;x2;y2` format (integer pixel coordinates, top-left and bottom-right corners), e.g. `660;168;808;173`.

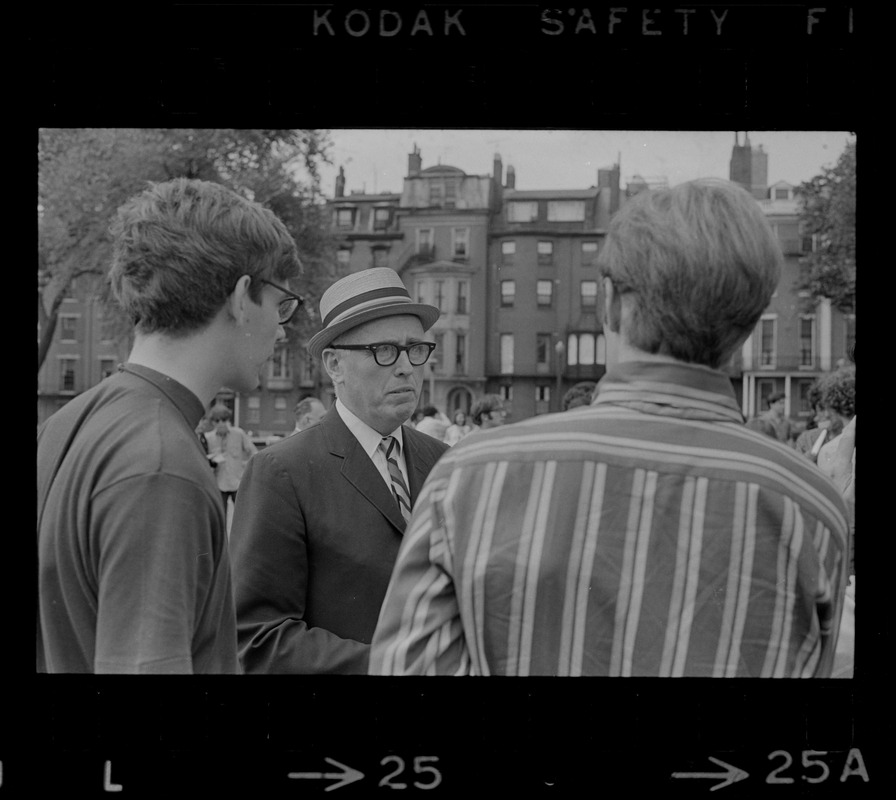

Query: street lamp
554;337;565;412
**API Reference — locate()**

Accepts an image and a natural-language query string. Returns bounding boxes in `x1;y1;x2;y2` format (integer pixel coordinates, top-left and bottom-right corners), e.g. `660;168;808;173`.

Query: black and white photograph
24;3;876;797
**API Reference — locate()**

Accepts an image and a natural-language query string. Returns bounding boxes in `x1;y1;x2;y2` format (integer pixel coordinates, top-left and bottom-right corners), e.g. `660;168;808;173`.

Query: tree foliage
794;140;856;314
38;128;334;372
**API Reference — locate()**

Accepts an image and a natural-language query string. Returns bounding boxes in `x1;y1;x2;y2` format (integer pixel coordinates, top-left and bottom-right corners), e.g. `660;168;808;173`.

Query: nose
276;324;287;342
392;349;414;374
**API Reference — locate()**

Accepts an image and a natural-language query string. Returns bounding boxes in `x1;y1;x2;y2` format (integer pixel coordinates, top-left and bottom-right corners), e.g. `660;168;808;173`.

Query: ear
321;349;343;385
602;277;621;334
227;274;253;325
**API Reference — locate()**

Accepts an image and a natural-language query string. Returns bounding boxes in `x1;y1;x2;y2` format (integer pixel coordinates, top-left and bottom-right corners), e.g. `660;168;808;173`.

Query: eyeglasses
328;341;436;367
260;279;304;325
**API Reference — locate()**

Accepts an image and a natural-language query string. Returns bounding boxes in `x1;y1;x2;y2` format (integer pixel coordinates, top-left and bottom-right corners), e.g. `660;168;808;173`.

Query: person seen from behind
369;178;849;678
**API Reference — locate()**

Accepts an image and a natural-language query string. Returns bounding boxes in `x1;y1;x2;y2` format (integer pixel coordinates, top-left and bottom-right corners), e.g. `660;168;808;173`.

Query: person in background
744;415;779;439
37;177;303;674
291;396;327;436
370;178;849;678
205;404;258;513
815;365;856;480
755;391;796;446
443;409;473;447
562;381;596;411
415;405;450;440
794;381;832;463
469;393;507;431
196;413;214;455
229;267;449;674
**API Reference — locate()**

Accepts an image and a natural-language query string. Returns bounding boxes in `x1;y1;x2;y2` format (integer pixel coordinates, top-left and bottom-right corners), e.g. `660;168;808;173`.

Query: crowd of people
37;176;855;679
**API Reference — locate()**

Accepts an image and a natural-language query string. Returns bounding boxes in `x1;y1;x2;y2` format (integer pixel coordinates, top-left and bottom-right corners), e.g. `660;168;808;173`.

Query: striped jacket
369;361;850;677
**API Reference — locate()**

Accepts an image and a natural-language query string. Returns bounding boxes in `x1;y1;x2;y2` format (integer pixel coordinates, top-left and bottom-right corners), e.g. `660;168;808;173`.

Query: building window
336;248;351;265
99;358;116;380
500;334;514;374
59;357;77;392
99;313;118;343
455;333;466;375
372;248;388;268
799;315;816;368
444;180;457;209
501;240;516;264
774;187;790;200
581;241;598;265
845;314;856;360
416;280;428;305
535;385;551;402
499;384;513;401
759;316;777;368
417;228;434;256
536;280;553;307
567;332;606;366
536;333;552;371
270;345;292;379
580;280;598;309
537;240;553;265
757;379;776;412
59;315;78;342
273;396;288;423
456;280;469;315
373;207;391;230
500;280;516;307
547;200;585;221
246;395;261;424
506;201;538;222
335;208;355;230
452;227;469;258
433;332;445;373
434;280;446;312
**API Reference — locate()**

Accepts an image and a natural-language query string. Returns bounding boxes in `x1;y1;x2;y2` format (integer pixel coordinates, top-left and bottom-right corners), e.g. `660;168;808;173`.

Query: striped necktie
380;436;412;524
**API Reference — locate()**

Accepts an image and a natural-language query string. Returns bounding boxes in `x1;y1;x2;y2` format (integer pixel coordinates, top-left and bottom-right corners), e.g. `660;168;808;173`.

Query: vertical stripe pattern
368;361;850;677
380;436;412;524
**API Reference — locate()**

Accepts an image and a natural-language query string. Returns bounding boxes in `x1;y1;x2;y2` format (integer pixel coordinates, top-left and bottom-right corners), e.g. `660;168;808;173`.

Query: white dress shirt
334;399;410;493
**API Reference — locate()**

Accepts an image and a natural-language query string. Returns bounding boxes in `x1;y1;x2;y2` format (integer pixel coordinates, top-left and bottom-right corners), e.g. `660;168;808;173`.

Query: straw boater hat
307;267;440;360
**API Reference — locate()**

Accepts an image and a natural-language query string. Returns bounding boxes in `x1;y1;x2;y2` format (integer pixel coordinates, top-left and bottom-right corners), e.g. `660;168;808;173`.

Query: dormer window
373;207;391;230
335;208;355;230
774;187;790;200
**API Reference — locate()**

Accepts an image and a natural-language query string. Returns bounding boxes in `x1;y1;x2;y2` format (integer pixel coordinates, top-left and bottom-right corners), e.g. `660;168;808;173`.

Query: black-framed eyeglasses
260;279;304;325
328;341;436;367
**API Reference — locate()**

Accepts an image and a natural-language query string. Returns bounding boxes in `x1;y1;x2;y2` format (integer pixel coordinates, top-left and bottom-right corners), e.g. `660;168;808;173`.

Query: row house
486;163;622;419
728;134;855;427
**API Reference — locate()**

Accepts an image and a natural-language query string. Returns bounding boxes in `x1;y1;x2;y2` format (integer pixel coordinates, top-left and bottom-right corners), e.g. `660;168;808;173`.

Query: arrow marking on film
672;756;749;791
289;757;365;792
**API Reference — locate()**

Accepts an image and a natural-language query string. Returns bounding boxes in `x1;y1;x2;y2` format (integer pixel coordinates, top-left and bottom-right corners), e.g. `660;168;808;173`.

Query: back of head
817;365;856;419
471;394;502;426
563;381;596;411
597;178;783;369
422;406;438;418
108;178;302;336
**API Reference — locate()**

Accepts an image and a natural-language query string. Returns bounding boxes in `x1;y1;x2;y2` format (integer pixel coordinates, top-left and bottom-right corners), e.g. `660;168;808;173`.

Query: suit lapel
321;410;407;534
402;426;431;503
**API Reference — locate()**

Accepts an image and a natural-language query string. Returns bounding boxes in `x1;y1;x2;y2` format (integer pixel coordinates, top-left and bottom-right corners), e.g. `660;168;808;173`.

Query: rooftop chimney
506;164;516;189
493;152;503;185
408;144;422;177
335;166;345;198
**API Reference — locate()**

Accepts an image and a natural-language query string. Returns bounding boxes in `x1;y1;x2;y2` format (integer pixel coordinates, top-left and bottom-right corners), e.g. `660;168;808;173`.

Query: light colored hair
109;178;302;336
597;178;783;368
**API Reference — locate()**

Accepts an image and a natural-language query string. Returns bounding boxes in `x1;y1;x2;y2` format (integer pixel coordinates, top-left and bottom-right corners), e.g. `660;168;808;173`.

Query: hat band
322;286;412;328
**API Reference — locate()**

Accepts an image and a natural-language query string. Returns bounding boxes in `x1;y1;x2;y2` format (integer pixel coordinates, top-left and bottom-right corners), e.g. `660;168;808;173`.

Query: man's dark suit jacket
229;409;449;674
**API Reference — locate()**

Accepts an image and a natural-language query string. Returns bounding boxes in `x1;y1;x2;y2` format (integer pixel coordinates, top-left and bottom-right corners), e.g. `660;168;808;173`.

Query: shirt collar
335;399;405;458
118;362;207;429
593;360;744;423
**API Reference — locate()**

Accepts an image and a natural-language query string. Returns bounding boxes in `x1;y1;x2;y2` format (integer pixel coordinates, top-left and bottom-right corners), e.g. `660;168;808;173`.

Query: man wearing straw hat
229;267;449;674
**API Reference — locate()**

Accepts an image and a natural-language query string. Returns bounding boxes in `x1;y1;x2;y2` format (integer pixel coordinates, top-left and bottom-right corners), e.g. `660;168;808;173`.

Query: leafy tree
794;140;856;314
38;128;333;372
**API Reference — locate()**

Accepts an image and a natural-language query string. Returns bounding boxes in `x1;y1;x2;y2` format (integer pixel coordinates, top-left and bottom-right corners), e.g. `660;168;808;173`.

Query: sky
317;129;855;197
